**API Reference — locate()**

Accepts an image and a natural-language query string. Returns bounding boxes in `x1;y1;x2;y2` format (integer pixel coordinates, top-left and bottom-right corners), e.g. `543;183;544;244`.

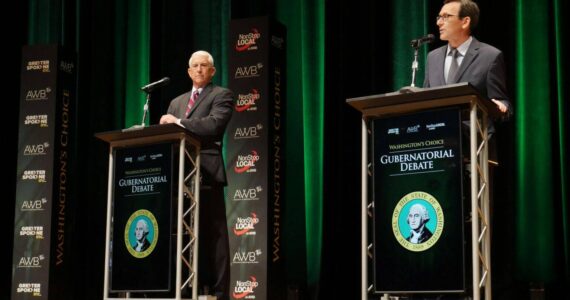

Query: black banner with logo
372;107;465;293
110;143;174;292
226;16;286;300
12;45;76;300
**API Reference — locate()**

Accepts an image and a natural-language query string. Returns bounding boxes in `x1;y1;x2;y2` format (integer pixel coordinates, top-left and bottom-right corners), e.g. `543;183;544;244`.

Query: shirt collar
447;36;473;57
192;87;203;95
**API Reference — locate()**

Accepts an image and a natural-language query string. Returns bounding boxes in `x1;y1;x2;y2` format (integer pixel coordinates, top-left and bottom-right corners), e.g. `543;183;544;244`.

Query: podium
96;124;202;300
347;83;500;300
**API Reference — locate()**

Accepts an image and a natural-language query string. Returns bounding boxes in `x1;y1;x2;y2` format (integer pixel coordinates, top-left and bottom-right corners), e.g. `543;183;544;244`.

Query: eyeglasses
436;14;456;22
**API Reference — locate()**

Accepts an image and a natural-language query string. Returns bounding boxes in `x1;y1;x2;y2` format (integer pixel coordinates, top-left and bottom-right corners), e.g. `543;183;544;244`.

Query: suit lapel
452;38;480;83
437;46;447;85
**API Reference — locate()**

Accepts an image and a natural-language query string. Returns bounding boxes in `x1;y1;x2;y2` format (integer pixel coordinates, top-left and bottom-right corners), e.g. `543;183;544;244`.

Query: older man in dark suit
160;50;233;300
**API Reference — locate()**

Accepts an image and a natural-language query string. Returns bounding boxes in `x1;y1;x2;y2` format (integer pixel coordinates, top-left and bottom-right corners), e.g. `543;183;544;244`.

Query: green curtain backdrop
192;0;231;88
515;0;569;284
122;0;150;128
553;0;569;282
392;0;429;90
277;0;325;288
28;0;63;45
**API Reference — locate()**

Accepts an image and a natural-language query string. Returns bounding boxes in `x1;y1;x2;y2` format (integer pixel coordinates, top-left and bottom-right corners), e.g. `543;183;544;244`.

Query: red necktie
185;90;199;117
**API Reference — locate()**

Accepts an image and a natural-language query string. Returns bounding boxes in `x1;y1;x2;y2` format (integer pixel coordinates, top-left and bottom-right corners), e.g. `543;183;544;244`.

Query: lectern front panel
372;107;466;293
110;142;175;292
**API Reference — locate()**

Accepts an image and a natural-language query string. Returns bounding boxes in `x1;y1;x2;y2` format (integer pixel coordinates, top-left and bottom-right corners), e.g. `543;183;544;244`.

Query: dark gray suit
424;37;510;108
167;82;233;300
167;83;233;184
424;37;512;161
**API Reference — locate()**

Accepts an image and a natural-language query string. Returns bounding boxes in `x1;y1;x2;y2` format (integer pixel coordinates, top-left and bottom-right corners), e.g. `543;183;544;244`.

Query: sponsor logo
271;35;284;49
426;122;446;131
232;186;262;201
23;142;49;156
235;63;263;79
150;153;163;160
232;249;262;264
59;61;74;73
235;28;261;52
232;276;259;299
21;197;47;211
387;128;400;135
234;151;260;173
20;226;44;240
233;212;259;236
406;124;421;133
17;254;45;268
24;114;48;127
16;283;42;296
124;157;133;163
25;88;51;101
22;170;47;183
26;60;50;72
137;155;147;162
125;209;159;259
234;124;262;139
392;191;444;252
235;89;260;112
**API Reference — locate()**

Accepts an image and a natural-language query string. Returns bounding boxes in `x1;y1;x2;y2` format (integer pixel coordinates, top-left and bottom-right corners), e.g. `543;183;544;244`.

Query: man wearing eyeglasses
424;0;512;119
423;1;512;299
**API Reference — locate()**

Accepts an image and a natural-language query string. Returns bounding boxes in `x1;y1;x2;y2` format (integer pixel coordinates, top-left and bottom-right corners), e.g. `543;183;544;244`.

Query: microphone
410;34;435;48
141;77;170;93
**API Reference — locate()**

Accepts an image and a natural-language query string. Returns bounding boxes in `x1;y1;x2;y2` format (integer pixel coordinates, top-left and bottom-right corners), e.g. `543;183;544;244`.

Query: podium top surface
346;83;500;118
95;123;201;146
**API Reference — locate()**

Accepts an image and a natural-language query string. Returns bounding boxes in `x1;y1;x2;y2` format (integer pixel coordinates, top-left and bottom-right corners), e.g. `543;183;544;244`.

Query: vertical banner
372;107;465;293
110;143;174;292
226;16;286;300
12;45;76;300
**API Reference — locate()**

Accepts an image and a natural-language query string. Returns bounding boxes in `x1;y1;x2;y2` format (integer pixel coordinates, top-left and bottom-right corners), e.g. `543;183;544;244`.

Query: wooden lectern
96;124;202;300
347;83;500;300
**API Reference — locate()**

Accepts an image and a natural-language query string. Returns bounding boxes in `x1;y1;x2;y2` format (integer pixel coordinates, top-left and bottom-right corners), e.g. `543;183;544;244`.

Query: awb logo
25;87;51;101
234;124;262;140
233;213;260;236
234;151;260;173
18;255;45;268
233;249;262;264
235;63;263;79
233;186;262;201
23;142;49;156
232;276;259;299
235;89;260;112
21;198;47;211
235;28;261;52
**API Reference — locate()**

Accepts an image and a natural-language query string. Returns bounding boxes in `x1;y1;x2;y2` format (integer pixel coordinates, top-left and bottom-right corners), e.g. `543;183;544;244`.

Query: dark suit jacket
167;83;234;185
423;37;511;116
